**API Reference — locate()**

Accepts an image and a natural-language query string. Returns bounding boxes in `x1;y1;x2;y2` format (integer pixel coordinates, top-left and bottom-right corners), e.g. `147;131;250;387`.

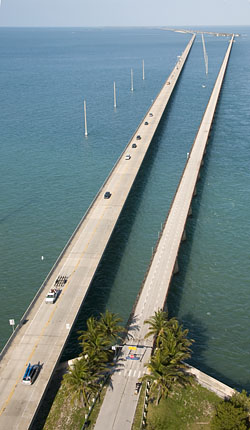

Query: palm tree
143;311;194;405
98;310;125;345
144;309;178;348
160;323;193;364
144;348;190;405
78;316;99;343
63;358;99;407
81;331;110;364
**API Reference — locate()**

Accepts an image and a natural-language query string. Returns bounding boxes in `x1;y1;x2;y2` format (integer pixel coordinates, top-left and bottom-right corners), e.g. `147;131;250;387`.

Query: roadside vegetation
44;310;125;430
211;390;250;430
134;386;250;430
133;309;250;430
43;309;250;430
142;309;194;404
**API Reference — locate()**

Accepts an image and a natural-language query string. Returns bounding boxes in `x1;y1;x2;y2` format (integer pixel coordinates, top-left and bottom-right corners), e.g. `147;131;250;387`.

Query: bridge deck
0;35;195;429
94;35;234;430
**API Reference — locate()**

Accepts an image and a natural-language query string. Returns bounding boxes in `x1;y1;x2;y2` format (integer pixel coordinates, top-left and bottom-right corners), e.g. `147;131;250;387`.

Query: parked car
132;143;137;148
144;121;149;125
134;382;142;395
149;113;153;117
22;363;40;385
125;154;131;160
104;191;111;199
136;135;141;140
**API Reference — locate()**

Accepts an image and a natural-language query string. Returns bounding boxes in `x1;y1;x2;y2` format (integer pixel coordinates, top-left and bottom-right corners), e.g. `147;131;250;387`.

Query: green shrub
211;391;250;430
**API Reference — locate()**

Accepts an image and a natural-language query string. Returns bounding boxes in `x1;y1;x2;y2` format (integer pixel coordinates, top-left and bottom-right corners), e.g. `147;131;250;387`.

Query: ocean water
0;27;249;392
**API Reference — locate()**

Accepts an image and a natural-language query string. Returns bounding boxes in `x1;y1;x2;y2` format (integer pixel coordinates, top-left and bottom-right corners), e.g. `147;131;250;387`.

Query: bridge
163;27;239;37
0;35;195;429
94;34;234;430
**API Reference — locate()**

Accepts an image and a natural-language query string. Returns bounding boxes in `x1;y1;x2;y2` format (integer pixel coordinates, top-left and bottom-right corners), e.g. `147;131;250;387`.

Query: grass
43;379;108;430
42;371;221;430
133;378;221;430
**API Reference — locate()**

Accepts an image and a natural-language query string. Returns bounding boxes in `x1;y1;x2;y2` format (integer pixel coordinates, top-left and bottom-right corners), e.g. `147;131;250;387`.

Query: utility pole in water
114;82;117;108
84;100;88;137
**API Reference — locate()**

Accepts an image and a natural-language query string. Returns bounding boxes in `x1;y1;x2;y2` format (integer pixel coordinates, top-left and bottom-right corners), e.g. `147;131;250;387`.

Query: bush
211;392;250;430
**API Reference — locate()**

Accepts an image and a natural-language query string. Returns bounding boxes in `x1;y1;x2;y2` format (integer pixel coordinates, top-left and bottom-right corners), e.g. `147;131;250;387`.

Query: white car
45;288;60;304
125;154;131;160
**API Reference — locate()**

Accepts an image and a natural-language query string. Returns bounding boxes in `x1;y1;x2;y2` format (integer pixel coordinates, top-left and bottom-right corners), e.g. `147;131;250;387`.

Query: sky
0;0;249;27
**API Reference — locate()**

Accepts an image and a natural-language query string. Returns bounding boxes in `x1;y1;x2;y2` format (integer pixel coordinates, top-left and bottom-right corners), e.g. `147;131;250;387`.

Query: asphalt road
0;35;195;430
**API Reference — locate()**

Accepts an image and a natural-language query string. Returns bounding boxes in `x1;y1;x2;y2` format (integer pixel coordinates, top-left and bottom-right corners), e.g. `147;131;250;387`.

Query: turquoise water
0;27;249;392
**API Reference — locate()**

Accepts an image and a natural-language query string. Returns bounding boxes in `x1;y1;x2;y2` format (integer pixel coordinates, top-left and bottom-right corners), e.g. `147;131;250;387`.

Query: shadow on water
31;99;177;430
166;134;212;317
61;108;173;361
166;99;225;317
32;70;196;428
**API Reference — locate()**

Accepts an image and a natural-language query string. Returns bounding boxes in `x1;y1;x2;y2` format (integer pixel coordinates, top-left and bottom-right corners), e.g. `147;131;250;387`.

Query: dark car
149;113;153;117
136;135;141;140
132;143;137;148
104;191;111;199
134;382;142;395
22;362;41;385
144;121;149;125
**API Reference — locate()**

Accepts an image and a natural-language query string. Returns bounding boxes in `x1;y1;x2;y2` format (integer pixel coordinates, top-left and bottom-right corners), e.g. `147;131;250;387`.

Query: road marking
0;151;134;417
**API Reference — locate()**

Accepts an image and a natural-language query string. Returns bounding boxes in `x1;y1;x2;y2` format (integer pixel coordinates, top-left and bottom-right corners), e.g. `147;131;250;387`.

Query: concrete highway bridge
94;34;235;430
0;34;196;429
163;27;239;37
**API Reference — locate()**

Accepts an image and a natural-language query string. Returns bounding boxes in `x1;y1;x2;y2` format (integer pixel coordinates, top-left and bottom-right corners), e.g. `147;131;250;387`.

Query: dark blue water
0;27;249;392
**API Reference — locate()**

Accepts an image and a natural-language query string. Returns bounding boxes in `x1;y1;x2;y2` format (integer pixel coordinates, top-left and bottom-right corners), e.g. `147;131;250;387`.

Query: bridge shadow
62;55;192;354
31;68;199;428
30;364;67;430
61;108;173;361
166;131;213;317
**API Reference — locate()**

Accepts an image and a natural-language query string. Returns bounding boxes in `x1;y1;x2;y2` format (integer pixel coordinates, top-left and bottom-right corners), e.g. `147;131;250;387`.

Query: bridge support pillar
182;229;187;241
188;205;192;216
174;259;179;274
193;187;197;197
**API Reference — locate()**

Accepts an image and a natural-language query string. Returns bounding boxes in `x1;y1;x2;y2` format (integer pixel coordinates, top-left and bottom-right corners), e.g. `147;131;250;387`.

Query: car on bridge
22;363;40;385
132;143;137;148
136;135;141;140
125;154;131;160
45;288;60;304
104;191;111;199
